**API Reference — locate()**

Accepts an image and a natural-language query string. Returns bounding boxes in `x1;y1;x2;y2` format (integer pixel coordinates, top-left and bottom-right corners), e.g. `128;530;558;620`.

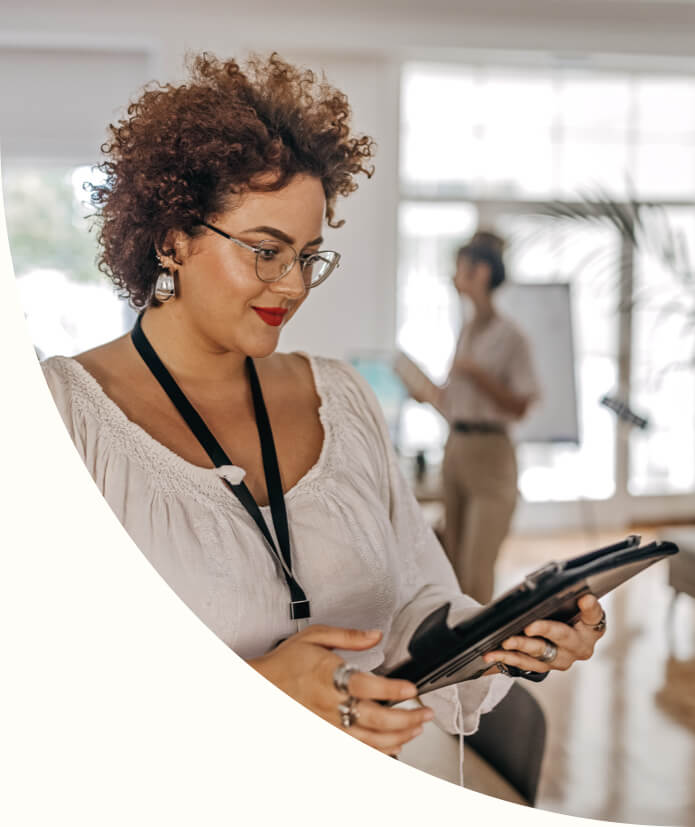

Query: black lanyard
131;314;310;622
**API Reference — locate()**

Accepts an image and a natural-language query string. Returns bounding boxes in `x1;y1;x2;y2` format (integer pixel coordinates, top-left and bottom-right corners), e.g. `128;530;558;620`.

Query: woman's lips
252;306;288;327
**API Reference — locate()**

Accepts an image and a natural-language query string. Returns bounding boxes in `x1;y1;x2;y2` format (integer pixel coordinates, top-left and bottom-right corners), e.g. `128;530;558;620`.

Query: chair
465;681;546;806
399;681;547;807
665;529;695;601
661;528;695;642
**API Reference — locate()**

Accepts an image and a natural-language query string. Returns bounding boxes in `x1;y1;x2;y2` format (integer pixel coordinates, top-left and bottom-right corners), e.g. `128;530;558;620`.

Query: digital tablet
393;351;443;413
379;536;678;700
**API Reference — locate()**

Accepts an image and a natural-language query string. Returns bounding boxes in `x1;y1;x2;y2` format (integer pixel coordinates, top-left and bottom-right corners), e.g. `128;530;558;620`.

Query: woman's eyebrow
242;225;324;247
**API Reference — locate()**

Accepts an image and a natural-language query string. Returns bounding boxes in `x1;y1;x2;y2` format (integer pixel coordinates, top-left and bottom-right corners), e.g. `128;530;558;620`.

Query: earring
154;255;176;302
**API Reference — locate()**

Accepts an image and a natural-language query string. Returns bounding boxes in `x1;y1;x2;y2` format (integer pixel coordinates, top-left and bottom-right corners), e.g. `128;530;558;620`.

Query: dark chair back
466;682;546;806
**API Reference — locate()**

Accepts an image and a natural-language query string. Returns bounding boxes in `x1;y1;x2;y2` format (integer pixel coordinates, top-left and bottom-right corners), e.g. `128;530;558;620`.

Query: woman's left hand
482;594;606;674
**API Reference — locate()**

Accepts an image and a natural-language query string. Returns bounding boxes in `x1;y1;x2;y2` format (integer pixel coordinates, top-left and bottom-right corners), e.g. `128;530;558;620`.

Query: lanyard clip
290;599;311;621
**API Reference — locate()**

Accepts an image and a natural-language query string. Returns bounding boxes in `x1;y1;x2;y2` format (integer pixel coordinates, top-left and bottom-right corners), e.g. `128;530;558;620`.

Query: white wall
277;54;400;359
0;44;153;165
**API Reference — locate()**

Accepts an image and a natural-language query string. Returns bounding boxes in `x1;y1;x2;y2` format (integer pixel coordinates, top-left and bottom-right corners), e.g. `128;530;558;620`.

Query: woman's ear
160;229;191;266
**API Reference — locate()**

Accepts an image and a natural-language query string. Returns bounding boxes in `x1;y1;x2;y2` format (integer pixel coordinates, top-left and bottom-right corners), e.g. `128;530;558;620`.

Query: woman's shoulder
276;351;386;442
41;353;89;406
493;313;531;347
41;337;131;413
283;351;376;404
40;353;101;448
72;336;134;393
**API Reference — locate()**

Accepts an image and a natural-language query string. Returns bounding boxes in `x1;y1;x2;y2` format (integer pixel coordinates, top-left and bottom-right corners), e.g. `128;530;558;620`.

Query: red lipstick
252;306;288;327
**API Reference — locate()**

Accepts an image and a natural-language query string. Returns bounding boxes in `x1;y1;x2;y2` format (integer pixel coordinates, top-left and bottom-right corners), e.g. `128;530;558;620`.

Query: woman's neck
137;304;250;390
469;292;496;325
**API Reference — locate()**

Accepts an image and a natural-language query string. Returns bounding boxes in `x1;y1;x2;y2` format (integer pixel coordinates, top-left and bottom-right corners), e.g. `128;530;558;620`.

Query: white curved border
0;149;642;827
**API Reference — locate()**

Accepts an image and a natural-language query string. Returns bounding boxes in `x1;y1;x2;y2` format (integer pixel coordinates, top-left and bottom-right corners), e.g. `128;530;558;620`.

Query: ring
584;610;607;633
338;696;359;728
333;663;359;695
496;662;511;675
539;640;558;664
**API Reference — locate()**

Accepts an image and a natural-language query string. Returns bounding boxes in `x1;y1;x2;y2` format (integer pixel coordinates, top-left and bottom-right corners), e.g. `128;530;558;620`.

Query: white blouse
444;313;540;426
41;352;510;735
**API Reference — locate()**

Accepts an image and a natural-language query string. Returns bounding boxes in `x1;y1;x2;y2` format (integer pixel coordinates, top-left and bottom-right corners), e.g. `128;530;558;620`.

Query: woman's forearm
456;360;530;418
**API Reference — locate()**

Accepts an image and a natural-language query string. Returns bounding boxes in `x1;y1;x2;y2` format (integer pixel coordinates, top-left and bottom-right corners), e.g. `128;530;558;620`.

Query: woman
442;232;540;604
41;53;604;763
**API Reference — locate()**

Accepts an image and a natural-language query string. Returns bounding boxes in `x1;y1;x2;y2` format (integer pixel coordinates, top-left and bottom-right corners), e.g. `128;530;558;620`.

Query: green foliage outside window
3;166;102;283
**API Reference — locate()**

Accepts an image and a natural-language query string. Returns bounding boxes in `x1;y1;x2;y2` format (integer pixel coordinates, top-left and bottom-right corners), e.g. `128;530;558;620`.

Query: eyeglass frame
200;221;341;289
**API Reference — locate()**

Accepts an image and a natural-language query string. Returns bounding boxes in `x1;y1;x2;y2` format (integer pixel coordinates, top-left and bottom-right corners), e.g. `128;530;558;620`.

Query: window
399;60;695;501
629;207;695;495
4;163;132;358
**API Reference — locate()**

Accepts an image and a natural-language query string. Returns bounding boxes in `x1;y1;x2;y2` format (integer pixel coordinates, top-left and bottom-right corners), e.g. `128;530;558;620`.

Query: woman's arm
452;356;532;419
342;362;604;732
247;625;435;756
341;363;513;733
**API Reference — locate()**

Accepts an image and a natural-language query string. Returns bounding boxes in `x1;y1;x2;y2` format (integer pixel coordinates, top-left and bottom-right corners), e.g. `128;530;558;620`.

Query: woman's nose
272;259;308;299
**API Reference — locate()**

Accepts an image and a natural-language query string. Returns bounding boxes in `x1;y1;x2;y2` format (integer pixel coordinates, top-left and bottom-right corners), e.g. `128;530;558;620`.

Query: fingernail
423;709;435;721
365;628;381;636
413;726;424;736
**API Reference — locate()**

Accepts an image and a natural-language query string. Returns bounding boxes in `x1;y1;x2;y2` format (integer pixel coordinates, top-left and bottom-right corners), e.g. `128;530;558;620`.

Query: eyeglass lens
255;240;338;287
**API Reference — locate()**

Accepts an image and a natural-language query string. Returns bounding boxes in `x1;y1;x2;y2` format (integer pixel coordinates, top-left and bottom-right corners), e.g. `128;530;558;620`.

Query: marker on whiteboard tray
600;395;649;430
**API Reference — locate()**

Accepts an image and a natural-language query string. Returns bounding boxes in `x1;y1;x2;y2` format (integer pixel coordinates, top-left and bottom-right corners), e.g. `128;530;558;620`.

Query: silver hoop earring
154;271;176;302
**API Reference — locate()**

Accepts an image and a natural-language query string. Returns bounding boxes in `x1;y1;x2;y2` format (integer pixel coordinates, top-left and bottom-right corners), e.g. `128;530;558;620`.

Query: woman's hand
453;356;480;379
482;594;607;675
248;625;434;756
453;358;531;418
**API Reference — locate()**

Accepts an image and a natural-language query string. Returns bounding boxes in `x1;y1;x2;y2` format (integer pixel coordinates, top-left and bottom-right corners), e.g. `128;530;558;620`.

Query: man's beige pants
442;431;518;604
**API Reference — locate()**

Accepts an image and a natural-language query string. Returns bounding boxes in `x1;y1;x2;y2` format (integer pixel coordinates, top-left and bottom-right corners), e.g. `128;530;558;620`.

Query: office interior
2;0;695;823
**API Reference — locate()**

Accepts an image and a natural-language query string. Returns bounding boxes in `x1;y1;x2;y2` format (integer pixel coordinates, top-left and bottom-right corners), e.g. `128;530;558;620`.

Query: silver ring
539;640;558;664
496;662;511;675
338;696;359;728
584;610;607;633
333;663;358;695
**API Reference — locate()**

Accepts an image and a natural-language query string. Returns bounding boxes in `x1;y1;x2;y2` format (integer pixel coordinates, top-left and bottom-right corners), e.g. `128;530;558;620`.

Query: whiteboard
495;282;579;444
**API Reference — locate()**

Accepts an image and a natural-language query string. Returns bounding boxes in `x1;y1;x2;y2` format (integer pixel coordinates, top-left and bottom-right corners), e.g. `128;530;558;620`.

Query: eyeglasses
201;222;341;289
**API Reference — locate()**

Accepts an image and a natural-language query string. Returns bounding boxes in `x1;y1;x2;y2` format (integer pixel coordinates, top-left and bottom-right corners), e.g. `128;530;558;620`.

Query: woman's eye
258;247;279;261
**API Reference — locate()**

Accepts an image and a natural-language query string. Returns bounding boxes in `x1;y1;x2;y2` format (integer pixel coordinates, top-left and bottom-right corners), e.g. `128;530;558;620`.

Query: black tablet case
379;536;678;699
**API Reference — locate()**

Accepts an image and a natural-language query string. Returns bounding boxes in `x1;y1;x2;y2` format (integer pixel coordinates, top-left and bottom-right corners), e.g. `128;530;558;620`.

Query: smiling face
169;174;327;359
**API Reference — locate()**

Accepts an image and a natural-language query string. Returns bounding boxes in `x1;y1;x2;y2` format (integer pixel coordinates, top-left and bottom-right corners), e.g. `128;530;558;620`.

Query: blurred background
1;0;695;822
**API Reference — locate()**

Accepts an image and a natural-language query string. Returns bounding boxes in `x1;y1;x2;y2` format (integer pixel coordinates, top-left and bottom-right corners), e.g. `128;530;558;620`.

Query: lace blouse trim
45;354;350;511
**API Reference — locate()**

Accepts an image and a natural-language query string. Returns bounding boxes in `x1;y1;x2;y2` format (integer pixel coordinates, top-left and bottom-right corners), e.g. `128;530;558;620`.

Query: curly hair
89;52;376;307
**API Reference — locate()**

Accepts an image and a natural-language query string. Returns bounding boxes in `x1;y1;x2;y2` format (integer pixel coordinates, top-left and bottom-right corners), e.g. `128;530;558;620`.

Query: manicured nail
413;727;424;736
423;709;435;721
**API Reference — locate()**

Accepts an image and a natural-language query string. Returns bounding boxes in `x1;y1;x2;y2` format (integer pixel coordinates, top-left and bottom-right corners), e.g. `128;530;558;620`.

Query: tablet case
379;535;678;700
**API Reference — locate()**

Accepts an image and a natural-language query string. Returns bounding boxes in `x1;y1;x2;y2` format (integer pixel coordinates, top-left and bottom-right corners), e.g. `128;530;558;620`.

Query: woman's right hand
248;625;434;756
